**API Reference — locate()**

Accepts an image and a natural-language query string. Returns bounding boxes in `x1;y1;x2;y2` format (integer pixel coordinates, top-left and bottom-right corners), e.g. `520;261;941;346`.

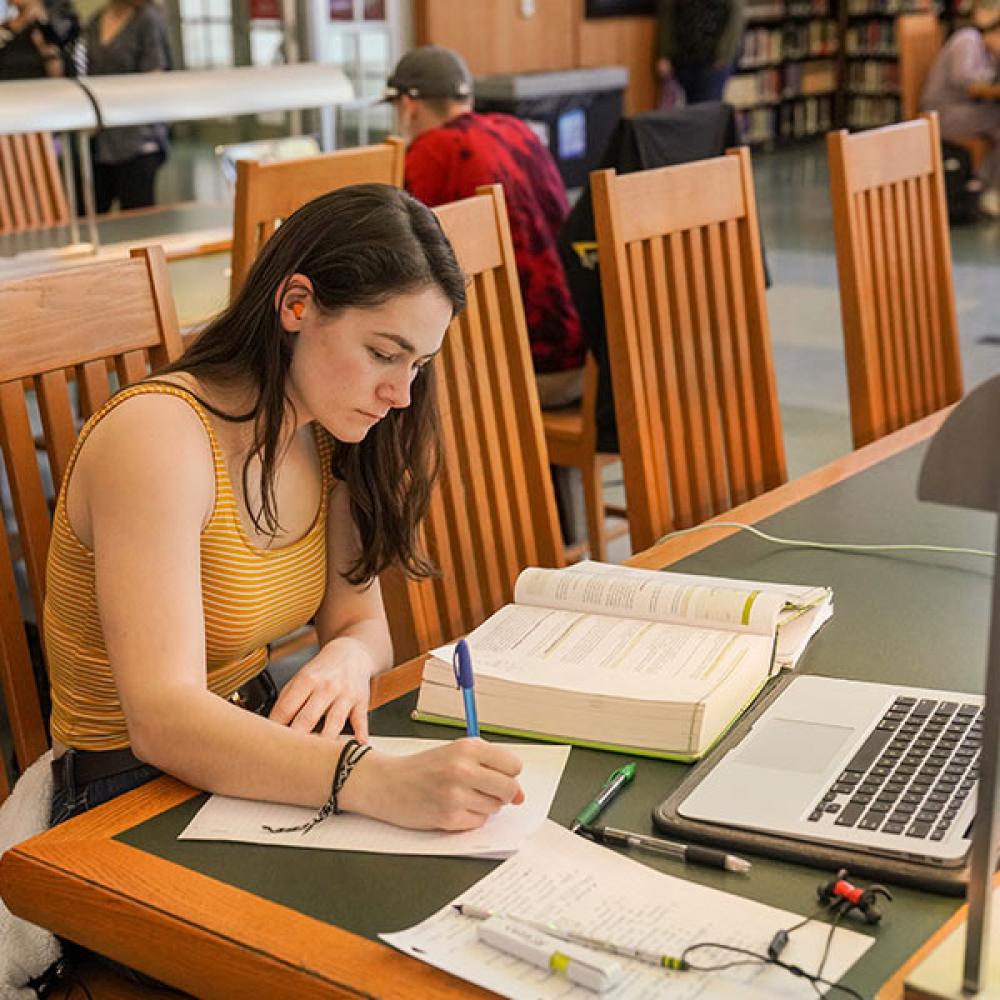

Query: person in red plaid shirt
385;45;585;408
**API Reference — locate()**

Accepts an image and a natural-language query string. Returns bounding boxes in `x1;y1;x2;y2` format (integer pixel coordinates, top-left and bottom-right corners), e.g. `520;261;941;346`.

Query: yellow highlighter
477;916;623;993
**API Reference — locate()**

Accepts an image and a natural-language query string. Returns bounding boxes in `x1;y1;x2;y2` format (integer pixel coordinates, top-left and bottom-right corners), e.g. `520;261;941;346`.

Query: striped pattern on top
45;383;333;751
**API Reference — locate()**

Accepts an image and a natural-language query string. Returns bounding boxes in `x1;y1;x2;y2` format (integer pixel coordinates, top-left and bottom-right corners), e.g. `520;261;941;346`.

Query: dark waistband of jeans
52;744;143;788
52;669;277;792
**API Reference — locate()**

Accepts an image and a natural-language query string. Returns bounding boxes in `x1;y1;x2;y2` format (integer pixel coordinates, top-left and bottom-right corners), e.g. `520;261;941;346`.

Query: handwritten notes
382;822;873;998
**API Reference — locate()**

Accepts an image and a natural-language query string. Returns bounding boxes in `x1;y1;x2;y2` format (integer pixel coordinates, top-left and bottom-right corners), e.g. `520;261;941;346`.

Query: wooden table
0;409;991;999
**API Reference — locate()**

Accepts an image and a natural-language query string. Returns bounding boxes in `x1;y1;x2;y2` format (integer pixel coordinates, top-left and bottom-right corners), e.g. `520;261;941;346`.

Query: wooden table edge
0;774;491;998
0;408;954;998
875;870;1000;1000
626;408;950;571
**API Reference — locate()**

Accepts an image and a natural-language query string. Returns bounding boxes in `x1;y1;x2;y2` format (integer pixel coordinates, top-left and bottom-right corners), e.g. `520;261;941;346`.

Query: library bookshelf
727;0;935;146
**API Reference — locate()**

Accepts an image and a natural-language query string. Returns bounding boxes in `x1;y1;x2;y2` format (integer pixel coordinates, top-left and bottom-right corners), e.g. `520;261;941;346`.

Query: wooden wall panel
414;2;658;114
578;15;658;115
415;1;575;75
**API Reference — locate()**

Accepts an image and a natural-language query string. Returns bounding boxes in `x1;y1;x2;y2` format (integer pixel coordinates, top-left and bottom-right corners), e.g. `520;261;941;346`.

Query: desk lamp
915;375;1000;996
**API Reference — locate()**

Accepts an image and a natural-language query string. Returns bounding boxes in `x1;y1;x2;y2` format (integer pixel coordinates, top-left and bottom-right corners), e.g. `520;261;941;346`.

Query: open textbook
414;562;832;761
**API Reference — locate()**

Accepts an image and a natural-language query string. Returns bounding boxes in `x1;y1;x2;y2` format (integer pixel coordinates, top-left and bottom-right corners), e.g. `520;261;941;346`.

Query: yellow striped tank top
45;382;333;750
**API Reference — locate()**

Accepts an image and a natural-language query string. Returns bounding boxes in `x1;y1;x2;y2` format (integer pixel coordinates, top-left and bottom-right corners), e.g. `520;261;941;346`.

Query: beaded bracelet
262;738;373;835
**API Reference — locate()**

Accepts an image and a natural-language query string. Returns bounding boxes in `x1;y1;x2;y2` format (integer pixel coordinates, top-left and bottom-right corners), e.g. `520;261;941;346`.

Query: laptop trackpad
739;718;855;774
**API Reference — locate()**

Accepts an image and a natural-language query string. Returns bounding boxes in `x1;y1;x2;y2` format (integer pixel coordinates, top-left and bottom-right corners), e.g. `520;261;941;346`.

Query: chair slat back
898;13;942;122
0;522;45;801
381;185;565;662
229;138;405;298
0;248;183;790
592;148;786;553
827;113;962;448
0;132;70;234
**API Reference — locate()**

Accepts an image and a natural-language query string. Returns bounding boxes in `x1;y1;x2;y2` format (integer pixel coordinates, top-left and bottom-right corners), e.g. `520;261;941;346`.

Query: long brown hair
160;183;466;585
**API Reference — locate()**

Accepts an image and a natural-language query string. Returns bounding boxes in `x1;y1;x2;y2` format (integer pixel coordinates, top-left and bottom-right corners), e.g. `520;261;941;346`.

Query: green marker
570;762;637;833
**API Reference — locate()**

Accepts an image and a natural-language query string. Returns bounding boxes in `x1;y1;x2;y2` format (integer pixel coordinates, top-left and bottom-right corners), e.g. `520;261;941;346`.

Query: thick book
413;561;833;762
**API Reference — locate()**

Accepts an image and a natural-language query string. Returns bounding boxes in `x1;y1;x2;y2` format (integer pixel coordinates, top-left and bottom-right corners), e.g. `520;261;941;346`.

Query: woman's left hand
269;637;377;740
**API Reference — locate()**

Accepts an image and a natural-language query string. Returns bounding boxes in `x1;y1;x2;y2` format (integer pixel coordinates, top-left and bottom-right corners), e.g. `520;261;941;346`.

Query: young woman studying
44;183;525;834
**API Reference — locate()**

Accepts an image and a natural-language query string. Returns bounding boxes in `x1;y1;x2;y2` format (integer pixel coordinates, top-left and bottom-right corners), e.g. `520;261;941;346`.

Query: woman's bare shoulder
72;384;218;525
85;383;213;457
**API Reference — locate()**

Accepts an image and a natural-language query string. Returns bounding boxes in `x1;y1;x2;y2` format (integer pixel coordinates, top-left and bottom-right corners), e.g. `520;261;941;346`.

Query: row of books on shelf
846;93;900;126
786;58;838;92
746;0;930;27
847;58;899;92
740;27;784;66
745;0;785;19
730;96;899;133
845;0;929;13
844;18;898;56
727;68;781;106
739;19;839;66
726;60;837;108
787;0;832;13
735;95;835;145
745;0;832;19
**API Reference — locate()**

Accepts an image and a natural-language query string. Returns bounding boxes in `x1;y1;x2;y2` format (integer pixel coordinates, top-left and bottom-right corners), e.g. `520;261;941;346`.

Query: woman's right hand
344;739;525;831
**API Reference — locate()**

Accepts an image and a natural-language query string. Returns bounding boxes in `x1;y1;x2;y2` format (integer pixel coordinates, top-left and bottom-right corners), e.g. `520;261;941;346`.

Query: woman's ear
275;273;314;331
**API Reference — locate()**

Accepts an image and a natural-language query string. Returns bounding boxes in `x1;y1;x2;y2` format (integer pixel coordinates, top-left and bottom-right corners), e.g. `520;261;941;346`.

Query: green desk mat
116;443;990;995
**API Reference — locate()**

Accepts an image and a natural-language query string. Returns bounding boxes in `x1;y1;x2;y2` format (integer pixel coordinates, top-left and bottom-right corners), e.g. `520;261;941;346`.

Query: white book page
178;737;569;859
382;821;873;999
514;565;787;636
433;604;773;702
566;561;830;613
773;601;835;670
551;562;834;671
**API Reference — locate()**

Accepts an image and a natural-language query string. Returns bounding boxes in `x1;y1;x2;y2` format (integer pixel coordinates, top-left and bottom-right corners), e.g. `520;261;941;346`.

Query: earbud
817;869;892;924
290;302;304;319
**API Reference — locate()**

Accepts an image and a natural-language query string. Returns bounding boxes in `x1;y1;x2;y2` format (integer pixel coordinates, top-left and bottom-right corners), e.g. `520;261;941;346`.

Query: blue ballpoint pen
453;638;480;737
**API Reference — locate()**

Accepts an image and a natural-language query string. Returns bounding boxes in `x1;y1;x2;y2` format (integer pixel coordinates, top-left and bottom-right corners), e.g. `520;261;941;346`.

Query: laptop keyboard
807;696;982;842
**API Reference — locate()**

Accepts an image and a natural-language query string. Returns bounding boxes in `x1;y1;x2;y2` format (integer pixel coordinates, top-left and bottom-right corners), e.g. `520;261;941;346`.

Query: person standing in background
0;0;78;79
384;45;586;410
922;0;1000;217
655;0;746;105
83;0;171;212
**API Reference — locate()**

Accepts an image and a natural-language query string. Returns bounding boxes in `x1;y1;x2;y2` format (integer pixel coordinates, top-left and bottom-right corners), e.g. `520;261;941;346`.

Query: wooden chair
381;185;565;663
0;255;227;1000
229;137;406;298
0;247;183;797
541;356;628;563
591;148;787;555
0;131;70;235
828;113;963;449
227;137;405;660
897;13;992;171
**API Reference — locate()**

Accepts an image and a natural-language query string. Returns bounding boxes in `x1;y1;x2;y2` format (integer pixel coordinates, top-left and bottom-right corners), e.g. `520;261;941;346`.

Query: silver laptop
678;675;983;867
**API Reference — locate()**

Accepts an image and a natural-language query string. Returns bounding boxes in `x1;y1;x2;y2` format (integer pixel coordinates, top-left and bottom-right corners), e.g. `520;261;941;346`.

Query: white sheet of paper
381;821;874;999
178;737;569;858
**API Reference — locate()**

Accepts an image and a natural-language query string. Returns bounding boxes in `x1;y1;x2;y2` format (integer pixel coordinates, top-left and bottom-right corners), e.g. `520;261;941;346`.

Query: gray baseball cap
383;45;473;101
